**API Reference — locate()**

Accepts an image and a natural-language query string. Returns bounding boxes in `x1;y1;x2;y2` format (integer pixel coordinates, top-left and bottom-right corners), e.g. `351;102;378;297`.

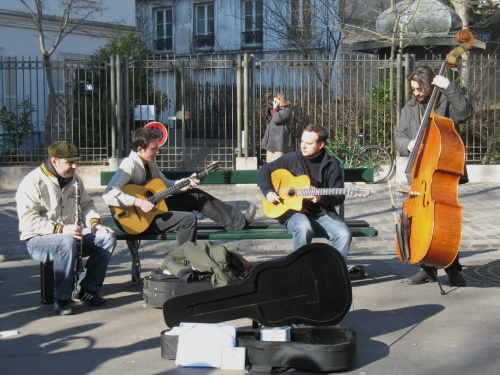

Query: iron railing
0;53;498;168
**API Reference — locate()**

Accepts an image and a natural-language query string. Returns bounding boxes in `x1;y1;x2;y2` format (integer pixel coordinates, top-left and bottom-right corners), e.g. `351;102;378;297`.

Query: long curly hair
407;65;435;105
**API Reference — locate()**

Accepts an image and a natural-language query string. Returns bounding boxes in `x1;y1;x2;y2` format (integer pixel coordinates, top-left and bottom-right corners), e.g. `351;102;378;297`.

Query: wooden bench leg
126;239;142;285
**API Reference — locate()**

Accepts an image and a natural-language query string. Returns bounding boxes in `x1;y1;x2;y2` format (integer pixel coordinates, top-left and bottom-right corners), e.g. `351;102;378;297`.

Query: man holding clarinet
16;141;116;316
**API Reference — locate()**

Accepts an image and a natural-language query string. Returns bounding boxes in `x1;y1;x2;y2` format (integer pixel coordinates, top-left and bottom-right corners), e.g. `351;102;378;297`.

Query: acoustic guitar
262;169;370;219
109;162;220;235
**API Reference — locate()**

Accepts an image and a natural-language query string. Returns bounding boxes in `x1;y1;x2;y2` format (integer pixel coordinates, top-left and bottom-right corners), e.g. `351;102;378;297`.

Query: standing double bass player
394;65;473;287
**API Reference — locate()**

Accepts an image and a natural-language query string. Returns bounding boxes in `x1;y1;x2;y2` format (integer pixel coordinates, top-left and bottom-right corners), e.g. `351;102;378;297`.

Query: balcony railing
242;30;263;45
154;37;173;52
194;34;214;48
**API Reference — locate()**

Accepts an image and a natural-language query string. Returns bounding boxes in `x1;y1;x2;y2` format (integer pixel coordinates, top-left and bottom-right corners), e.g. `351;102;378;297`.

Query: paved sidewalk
1;183;499;374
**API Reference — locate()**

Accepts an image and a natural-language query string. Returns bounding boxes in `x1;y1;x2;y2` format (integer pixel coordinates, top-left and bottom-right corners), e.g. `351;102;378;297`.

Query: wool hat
48;141;81;161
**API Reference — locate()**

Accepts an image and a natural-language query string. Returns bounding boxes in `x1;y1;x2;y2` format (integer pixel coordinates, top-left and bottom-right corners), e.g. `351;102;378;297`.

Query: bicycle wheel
354;145;394;183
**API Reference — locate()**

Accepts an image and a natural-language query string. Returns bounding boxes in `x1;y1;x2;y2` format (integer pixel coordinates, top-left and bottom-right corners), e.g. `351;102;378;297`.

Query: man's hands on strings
187;172;201;188
432;75;450;90
134;172;200;213
266;190;321;203
266;191;281;204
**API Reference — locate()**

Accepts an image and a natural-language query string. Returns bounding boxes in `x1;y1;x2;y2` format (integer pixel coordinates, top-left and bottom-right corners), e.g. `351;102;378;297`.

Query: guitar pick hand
134;198;156;213
266;191;281;203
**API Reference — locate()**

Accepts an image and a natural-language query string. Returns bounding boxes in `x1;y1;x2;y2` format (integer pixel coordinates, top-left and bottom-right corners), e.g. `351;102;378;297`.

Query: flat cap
48;141;81;162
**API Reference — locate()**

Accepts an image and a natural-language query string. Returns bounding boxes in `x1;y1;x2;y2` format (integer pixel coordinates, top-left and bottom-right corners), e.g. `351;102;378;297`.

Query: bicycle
324;133;394;184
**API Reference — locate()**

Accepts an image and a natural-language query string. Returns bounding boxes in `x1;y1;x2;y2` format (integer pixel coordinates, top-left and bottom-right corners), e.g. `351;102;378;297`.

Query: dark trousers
147;210;198;246
146;188;246;246
165;188;246;230
422;253;462;275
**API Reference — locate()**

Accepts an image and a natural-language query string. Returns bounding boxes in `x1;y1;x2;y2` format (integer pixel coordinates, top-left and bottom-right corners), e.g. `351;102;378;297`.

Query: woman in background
261;93;292;162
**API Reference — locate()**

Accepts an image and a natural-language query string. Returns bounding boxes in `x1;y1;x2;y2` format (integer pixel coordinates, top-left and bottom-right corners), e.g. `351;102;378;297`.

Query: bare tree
20;0;107;146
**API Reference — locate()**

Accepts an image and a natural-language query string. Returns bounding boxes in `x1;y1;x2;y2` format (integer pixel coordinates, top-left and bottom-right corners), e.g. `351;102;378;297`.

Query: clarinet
74;181;85;278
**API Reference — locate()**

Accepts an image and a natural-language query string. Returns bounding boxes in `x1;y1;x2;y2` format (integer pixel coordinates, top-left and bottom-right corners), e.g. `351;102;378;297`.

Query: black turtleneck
302;149;325;185
301;149;326;216
44;157;73;189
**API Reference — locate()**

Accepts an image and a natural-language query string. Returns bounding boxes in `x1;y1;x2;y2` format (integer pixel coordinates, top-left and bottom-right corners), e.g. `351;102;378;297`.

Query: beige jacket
16;164;101;241
102;151;184;207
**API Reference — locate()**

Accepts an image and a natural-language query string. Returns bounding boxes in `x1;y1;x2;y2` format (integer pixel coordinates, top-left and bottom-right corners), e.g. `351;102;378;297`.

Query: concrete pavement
1;182;499;374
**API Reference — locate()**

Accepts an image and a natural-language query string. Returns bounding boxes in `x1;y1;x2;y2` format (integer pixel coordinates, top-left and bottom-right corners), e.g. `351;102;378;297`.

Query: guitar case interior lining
237;327;357;372
161;243;357;371
161;326;357;372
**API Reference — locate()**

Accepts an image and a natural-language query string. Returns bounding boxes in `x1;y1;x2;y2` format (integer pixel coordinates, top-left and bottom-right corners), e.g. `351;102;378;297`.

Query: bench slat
108;218;372;240
101;168;373;185
113;226;378;241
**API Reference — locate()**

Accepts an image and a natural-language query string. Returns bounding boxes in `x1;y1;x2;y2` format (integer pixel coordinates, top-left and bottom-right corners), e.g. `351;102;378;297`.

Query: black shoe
244;204;257;226
406;269;437;285
348;265;367;280
448;272;466;287
54;299;73;315
79;289;107;306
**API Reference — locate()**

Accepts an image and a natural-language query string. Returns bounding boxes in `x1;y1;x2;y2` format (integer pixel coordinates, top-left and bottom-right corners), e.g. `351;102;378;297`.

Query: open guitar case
161;243;357;373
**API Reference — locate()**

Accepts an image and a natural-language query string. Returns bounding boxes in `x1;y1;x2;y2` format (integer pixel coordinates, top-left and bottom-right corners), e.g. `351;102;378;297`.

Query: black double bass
395;30;483;270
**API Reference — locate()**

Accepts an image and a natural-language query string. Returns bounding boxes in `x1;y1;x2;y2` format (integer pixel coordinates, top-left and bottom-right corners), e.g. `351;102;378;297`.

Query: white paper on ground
175;322;236;368
0;330;19;338
220;347;246;370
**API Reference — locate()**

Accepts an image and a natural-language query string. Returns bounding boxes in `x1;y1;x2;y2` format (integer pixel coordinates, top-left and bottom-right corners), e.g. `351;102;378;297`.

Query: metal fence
1;53;498;168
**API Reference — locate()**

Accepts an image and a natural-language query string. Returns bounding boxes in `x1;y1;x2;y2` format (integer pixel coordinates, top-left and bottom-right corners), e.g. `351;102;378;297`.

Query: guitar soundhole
288;188;296;198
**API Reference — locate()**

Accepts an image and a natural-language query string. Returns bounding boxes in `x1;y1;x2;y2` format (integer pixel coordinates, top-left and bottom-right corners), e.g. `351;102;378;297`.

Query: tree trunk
44;54;56;148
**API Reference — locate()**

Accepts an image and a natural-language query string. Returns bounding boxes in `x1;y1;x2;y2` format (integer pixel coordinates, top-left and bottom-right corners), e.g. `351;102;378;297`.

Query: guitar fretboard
147;170;209;203
296;188;364;197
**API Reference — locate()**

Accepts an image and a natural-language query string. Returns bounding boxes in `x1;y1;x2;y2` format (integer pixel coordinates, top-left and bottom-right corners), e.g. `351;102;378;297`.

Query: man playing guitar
103;127;257;246
258;124;351;259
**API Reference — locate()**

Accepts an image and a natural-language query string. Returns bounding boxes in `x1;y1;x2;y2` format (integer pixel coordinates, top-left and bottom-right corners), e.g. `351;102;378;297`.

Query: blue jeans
27;230;116;301
285;213;351;259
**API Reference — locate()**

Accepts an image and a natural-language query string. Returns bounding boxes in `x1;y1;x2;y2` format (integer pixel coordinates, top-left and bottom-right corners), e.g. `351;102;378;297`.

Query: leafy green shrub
0;98;36;154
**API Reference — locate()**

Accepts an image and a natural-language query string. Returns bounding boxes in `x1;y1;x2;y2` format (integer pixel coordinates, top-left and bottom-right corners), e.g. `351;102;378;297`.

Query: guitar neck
297;188;352;196
148;169;209;203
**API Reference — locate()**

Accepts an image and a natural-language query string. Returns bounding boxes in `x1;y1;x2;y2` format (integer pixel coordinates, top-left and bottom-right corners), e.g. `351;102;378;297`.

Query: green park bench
100;168;377;283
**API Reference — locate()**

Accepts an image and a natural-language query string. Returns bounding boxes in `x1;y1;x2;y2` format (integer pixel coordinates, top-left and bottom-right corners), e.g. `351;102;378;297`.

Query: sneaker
348;265;367;280
54;299;73;315
78;289;107;306
448;272;466;287
244;204;257;226
406;269;437;285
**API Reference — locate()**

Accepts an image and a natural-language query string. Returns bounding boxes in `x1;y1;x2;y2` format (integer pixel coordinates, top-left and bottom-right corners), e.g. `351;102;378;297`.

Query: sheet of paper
175;323;236;368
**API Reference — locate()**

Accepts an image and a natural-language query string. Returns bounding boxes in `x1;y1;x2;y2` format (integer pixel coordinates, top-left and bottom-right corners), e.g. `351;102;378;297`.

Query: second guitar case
143;274;213;308
162;243;357;372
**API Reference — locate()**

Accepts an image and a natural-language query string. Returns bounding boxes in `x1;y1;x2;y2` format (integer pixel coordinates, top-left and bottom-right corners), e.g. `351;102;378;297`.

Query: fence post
243;53;249;158
110;55;116;159
396;53;402;124
180;60;186;164
116;54;123;158
250;54;256;157
123;56;130;155
236;54;242;157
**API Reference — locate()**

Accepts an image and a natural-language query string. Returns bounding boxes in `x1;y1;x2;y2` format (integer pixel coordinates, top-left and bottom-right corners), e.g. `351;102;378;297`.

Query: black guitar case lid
163;243;352;328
